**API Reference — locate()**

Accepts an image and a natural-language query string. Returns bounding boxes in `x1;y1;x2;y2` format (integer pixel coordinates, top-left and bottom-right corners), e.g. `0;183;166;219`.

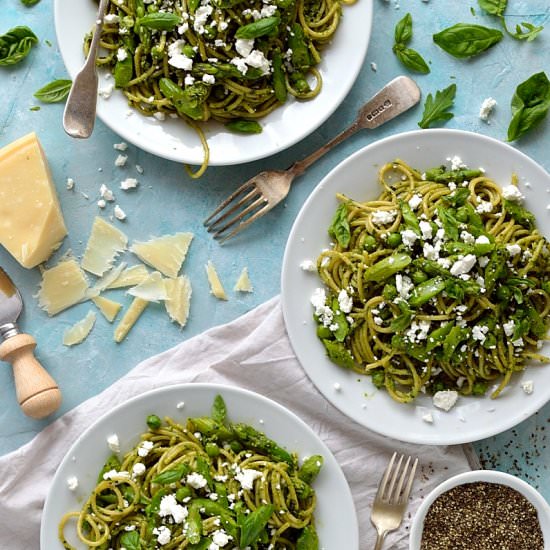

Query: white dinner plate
40;383;358;549
281;129;550;445
53;1;373;165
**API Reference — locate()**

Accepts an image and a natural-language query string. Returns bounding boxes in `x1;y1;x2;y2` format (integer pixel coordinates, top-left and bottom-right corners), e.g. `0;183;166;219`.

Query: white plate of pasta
40;383;358;549
281;129;550;445
53;0;372;173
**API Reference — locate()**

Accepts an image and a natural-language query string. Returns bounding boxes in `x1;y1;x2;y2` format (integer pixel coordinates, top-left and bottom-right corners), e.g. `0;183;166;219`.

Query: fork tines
377;452;419;505
204;179;268;243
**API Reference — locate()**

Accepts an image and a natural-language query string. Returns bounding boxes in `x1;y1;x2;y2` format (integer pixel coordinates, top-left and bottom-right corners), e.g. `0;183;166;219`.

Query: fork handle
374;530;387;550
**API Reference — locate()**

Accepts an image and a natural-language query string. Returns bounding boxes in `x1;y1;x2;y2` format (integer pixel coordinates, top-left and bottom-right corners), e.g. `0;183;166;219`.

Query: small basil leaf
394;47;430;74
507;71;550;141
433;24;503;58
34;79;72;103
0;26;39;66
394;12;413;45
138;13;182;31
418;83;456;129
235;16;280;39
328;203;351;248
21;0;42;5
152;463;189;484
120;531;141;550
478;0;507;16
224;119;263;134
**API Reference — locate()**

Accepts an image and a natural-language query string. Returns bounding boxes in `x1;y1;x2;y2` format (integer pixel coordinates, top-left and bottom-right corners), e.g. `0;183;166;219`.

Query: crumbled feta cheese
99;184;115;201
370;61;378;72
337;288;353;313
104;13;120;24
115;154;127;167
396;274;414;300
371;209;397;225
310;288;333;327
176;401;185;409
244;49;271;75
401;229;419;248
408;194;422;210
153;111;166;121
187;472;208;489
433;390;459;412
132;462;146;476
472;325;489;344
501;184;524;203
503;320;515;337
135;164;144;174
422;412;434;423
202;74;216;84
117;47;128;61
98;84;114;99
334;382;342;391
138;440;154;457
477;255;490;268
212;529;232;547
521;380;534;394
447;156;465;171
300;259;316;271
235;38;254;57
506;243;522;257
66;177;75;190
460;231;475;244
159;494;188;523
113;141;128;151
153;526;172;545
67;476;79;491
479;97;497;121
107;434;120;453
114;205;126;220
450;254;476;276
120;177;139;190
235;469;262;490
184;74;196;87
419;220;433;240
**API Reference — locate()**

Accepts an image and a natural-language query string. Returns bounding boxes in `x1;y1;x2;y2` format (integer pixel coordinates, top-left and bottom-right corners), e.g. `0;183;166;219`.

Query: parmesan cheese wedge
127;271;168;302
81;217;128;276
130;233;193;278
0;132;67;268
234;267;253;292
92;295;122;322
114;297;148;343
63;311;96;346
106;264;149;289
37;259;89;316
165;276;192;327
206;261;227;300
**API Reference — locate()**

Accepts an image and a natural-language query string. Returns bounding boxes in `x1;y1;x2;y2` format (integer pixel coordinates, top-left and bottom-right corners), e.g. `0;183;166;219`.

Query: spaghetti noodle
312;160;550;403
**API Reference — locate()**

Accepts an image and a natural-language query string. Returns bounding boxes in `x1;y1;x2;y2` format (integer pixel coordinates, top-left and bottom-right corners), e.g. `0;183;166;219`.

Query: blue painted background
0;0;549;498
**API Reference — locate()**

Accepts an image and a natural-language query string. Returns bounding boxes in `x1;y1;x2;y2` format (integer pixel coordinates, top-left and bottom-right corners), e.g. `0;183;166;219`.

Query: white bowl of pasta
53;0;372;172
40;383;358;549
409;470;550;549
281;128;550;445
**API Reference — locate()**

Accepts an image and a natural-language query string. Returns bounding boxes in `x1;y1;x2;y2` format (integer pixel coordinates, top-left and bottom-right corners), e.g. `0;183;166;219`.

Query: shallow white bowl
53;0;373;165
409;470;550;549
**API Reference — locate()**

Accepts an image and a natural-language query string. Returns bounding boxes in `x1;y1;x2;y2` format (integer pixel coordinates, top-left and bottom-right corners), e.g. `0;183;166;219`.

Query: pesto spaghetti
87;0;354;177
59;396;322;549
312;160;550;403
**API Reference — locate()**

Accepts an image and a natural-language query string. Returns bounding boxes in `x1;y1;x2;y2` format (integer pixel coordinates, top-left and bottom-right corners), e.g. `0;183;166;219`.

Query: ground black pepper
420;481;544;550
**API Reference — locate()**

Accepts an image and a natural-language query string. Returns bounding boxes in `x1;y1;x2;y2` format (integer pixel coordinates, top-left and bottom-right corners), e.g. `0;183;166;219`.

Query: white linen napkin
0;296;470;549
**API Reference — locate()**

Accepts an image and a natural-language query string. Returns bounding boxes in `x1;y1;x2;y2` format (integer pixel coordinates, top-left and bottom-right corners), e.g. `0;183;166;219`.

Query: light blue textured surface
0;0;549;500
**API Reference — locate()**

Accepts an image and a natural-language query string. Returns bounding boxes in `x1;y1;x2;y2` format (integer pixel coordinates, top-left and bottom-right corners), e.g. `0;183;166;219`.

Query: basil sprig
34;79;72;103
392;13;430;74
418;83;457;129
433;23;503;58
0;26;38;66
478;0;544;41
507;72;550;141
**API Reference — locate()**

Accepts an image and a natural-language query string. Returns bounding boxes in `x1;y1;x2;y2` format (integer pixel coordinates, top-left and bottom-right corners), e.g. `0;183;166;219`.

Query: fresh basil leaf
478;0;507;16
507;72;550;141
418;83;456;129
322;339;355;369
138;13;182;31
393;46;430;74
240;505;275;548
433;24;503;58
34;79;71;103
152;463;189;484
509;21;544;42
225;119;262;134
0;26;38;66
120;531;141;550
21;0;41;5
328;203;351;248
114;55;133;88
235;16;280;39
394;12;413;45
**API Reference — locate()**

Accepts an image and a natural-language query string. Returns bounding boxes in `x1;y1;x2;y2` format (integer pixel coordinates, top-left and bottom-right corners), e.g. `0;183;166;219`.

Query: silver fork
371;452;419;550
204;75;421;243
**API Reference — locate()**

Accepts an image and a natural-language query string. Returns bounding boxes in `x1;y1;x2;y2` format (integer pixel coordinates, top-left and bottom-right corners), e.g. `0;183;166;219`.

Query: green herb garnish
392;13;430;74
0;26;38;66
34;79;72;103
433;23;503;58
418;83;457;129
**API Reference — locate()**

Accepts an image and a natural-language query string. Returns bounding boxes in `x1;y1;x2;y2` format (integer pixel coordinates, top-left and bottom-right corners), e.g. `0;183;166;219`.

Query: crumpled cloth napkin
0;296;470;549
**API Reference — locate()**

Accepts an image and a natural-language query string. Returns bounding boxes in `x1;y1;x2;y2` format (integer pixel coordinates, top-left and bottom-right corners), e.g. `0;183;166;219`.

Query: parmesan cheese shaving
86;262;127;298
106;264;149;289
92;295;122;322
164;276;192;327
81;217;128;276
233;267;253;292
127;271;168;302
63;311;96;346
37;259;89;316
130;233;193;278
114;297;148;343
206;261;227;300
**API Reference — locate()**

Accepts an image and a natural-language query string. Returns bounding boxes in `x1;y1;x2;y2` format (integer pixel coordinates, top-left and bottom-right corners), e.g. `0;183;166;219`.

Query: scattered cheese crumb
113;142;128;151
115;154;128;167
521;380;534;395
479;97;497;122
120;177;139;190
114;205;127;220
433;390;459;412
67;476;79;491
234;267;253;292
107;434;120;453
66;177;75;190
422;412;434;423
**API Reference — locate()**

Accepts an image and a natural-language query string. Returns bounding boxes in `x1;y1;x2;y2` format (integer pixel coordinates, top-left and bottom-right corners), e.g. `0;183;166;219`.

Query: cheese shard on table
114;297;148;343
81;217;128;276
234;267;253;292
87;263;127;298
92;295;122;322
63;311;96;346
0;132;67;268
106;264;149;289
37;259;89;316
165;276;192;327
206;260;228;300
130;233;193;278
127;271;168;302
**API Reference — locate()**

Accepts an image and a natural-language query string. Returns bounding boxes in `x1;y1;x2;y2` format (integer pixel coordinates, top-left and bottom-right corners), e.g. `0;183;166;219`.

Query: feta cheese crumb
235;469;262;490
67;476;79;491
501;184;524;203
115;154;128;167
447;155;465;171
99;184;115;201
153;526;172;545
521;380;534;394
479;97;497;121
450;254;476;276
107;434;120;453
408;194;422;210
113;142;128;151
187;472;208;489
422;412;434;423
120;177;139;190
132;462;146;476
371;209;397;225
176;401;185;409
66;177;75;190
114;205;127;220
137;440;154;457
300;259;316;271
433;390;459;412
506;243;522;257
